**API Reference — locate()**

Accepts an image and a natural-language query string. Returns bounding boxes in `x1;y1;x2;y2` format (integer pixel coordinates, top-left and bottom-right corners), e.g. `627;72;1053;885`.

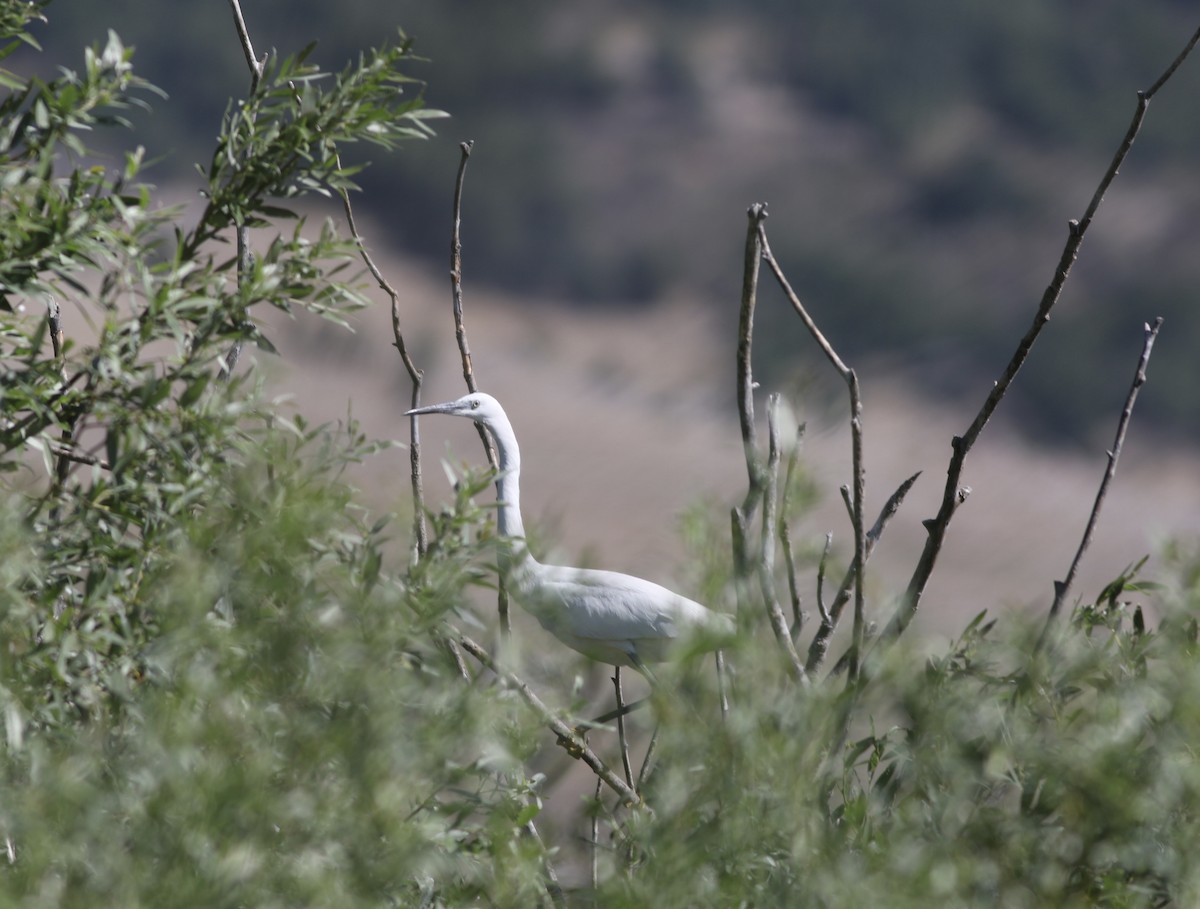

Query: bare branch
736;204;769;499
761;395;807;682
731;204;769;605
448;143;497;464
780;422;806;638
758;227;867;682
458;635;646;810
45;297;76;488
443;141;511;637
806;472;920;674
715;650;729;722
1046;318;1164;624
882;27;1200;642
225;0;266;90
815;532;832;626
335;151;429;558
522;820;566;909
49;445;111;472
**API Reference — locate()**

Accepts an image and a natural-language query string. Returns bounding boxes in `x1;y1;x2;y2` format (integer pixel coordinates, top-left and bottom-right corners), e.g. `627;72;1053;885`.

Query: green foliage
0;0;439;727
3;4;1200;907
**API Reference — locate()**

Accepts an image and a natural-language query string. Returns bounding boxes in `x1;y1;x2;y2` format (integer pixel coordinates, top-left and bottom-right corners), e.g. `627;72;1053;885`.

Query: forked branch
882;26;1200;642
732;204;805;682
758;225;868;682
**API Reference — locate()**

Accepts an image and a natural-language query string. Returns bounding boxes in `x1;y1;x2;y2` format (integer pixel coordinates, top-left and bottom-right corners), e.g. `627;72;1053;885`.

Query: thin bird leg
586;697;650;727
715;650;729;722
613;667;635;788
590;773;602;892
636;726;660;794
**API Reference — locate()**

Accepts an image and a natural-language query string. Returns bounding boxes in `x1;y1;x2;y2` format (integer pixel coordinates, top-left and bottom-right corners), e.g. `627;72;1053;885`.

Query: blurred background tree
16;0;1200;444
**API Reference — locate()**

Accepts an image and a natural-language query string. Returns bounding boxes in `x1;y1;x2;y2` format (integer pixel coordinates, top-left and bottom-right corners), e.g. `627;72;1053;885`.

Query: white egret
407;392;734;670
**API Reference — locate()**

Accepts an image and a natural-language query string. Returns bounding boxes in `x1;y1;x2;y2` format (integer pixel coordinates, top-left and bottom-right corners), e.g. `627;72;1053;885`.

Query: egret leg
590;772;601;893
636;725;660;794
613;665;634;788
586;697;649;727
716;649;729;722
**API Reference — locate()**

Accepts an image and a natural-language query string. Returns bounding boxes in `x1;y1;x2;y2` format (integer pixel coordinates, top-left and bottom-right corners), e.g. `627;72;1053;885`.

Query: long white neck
486;413;527;544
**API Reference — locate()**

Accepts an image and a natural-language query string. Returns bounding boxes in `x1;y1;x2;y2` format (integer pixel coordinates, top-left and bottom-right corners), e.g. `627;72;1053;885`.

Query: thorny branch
881;26;1199;642
1046;318;1164;626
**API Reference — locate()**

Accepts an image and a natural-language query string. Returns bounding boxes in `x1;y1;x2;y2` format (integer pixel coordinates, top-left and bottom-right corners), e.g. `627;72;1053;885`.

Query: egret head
406;392;506;427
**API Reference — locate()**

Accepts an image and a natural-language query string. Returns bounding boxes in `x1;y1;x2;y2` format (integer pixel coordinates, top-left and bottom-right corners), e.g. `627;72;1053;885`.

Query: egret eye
470;400;480;409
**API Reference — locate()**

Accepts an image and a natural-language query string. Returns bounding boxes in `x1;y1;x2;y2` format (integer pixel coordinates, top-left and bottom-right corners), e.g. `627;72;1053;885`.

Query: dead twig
457;635;646;810
1045;318;1164;628
45;298;77;489
225;0;266;90
444;141;512;638
335;153;430;559
758;226;867;683
762;395;808;681
882;28;1200;642
780;422;807;638
730;205;764;587
806;472;920;674
49;445;111;471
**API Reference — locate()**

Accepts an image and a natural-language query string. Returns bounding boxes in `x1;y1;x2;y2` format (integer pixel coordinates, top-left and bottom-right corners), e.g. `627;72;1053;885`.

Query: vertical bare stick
226;0;265;90
221;0;267;382
779;423;806;638
762;396;807;682
715;650;729;722
883;28;1199;642
523;820;566;909
448;143;496;464
807;472;919;674
446;140;510;638
731;204;769;605
590;774;602;893
337;157;429;558
815;533;832;625
613;667;634;788
758;228;866;682
735;204;767;508
44;298;75;489
1046;318;1164;625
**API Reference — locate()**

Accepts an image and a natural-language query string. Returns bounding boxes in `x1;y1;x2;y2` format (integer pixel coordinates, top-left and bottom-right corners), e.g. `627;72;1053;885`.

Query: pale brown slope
265;250;1200;643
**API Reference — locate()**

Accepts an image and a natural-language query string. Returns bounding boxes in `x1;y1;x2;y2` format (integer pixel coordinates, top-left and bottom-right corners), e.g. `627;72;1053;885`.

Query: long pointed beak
405;401;457;417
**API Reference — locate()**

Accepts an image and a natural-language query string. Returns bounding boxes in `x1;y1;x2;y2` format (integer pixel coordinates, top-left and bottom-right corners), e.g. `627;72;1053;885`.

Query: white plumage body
407;392;733;668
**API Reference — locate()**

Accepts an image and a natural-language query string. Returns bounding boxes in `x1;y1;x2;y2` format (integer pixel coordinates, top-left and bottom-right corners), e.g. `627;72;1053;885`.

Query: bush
3;2;1198;906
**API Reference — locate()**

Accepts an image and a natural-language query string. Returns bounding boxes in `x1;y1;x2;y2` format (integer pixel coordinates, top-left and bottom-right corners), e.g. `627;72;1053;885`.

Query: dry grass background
265;238;1200;644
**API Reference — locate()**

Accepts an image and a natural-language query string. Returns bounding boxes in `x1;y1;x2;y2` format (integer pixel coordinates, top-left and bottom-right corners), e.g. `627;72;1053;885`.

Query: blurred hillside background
18;0;1200;444
9;2;1199;625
